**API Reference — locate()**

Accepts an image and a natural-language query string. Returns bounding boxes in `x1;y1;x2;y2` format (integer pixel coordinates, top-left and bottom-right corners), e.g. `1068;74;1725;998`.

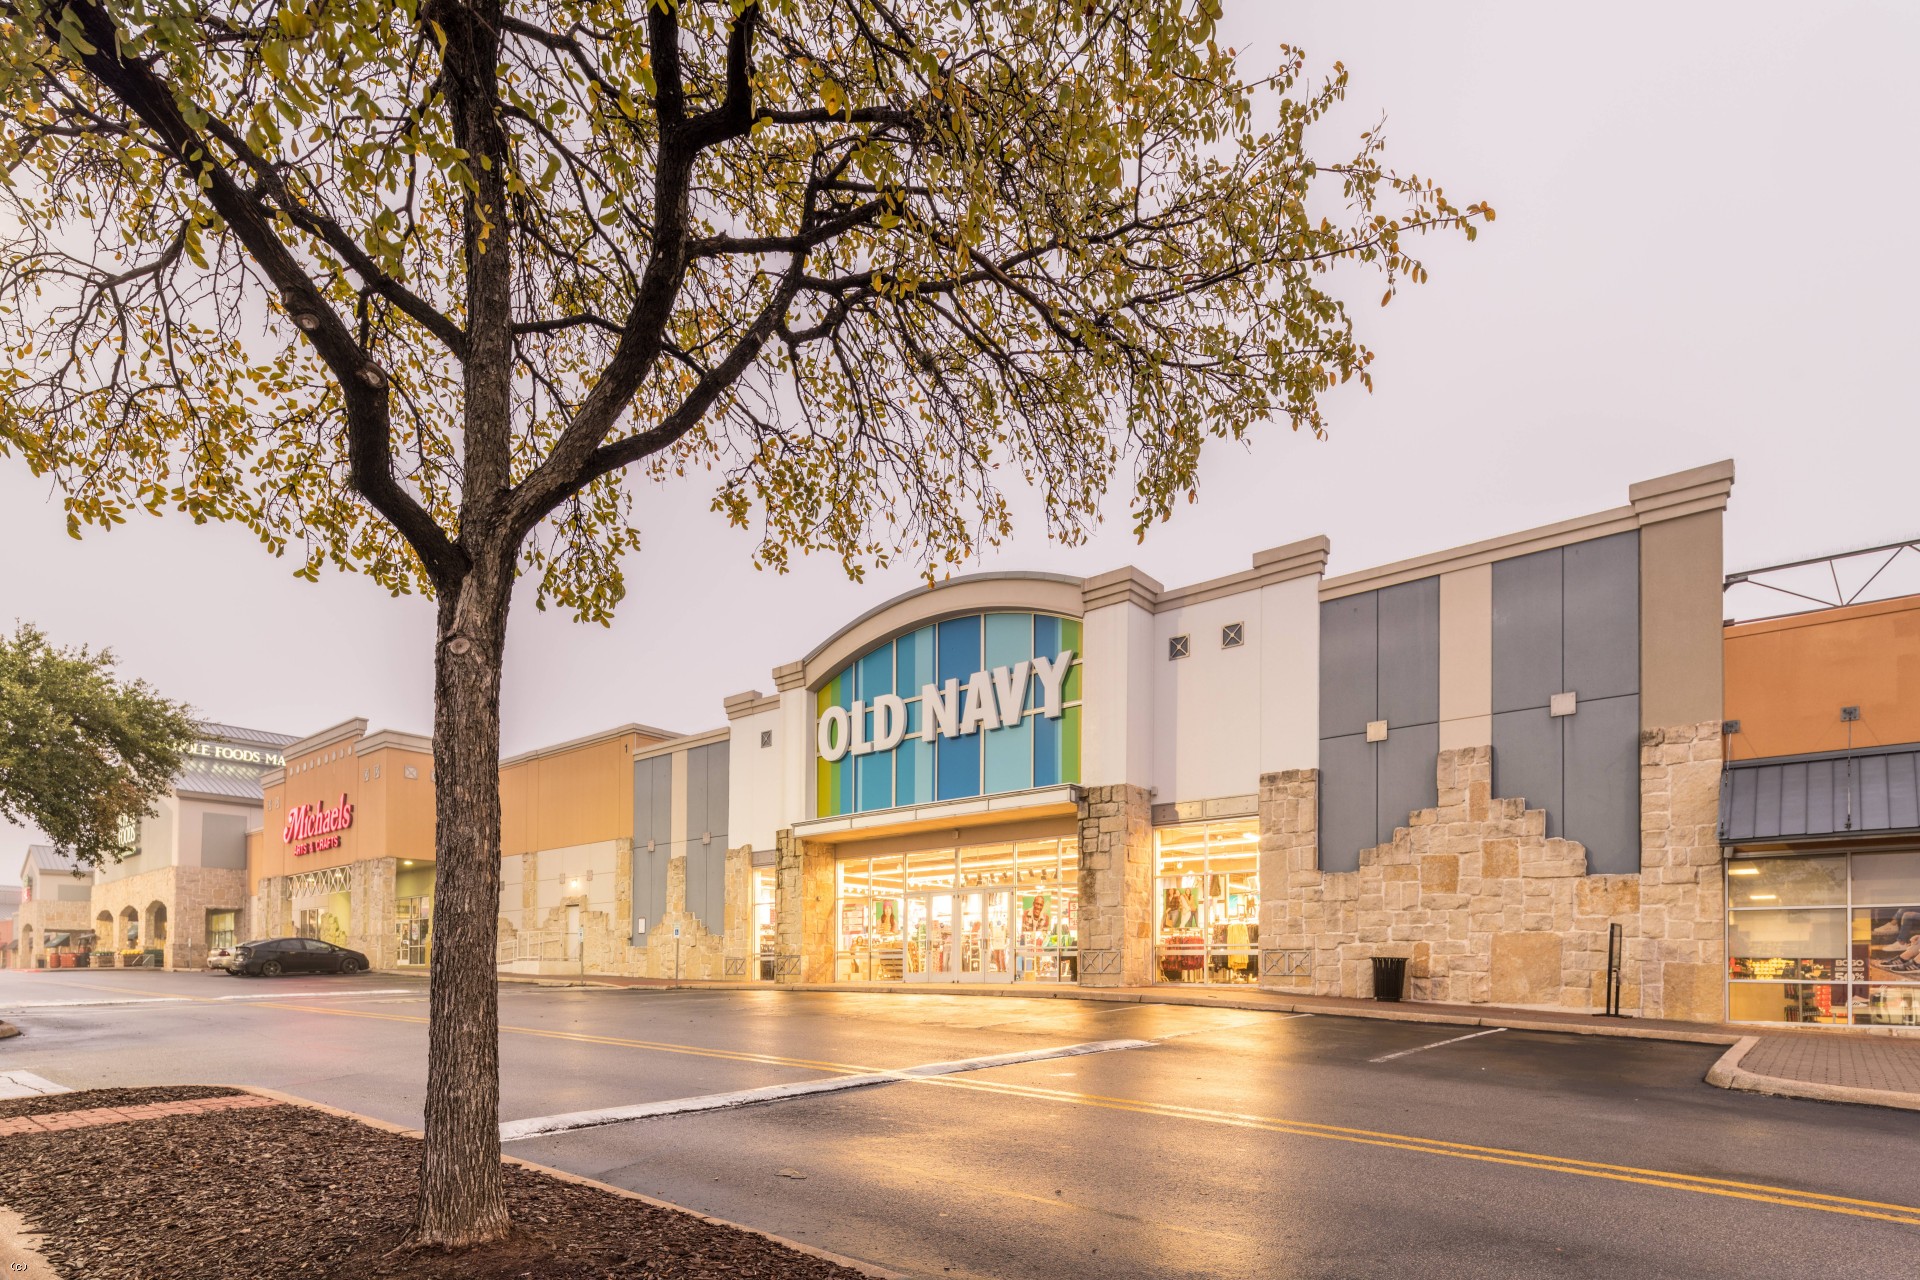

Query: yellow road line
179;996;1920;1229
919;1075;1920;1228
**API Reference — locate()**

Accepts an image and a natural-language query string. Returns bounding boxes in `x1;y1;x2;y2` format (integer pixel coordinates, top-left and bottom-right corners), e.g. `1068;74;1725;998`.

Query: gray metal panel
1718;747;1920;843
1562;694;1640;874
650;757;673;846
1319;594;1378;738
1777;762;1808;836
1561;531;1640;702
1859;754;1892;832
201;813;249;869
1807;759;1839;835
1377;576;1441;728
1378;722;1439;843
1892;754;1920;831
631;755;672;936
1752;765;1783;840
1317;733;1375;874
1493;707;1561;837
1726;766;1758;841
685;747;709;845
705;743;731;844
1492;548;1562;714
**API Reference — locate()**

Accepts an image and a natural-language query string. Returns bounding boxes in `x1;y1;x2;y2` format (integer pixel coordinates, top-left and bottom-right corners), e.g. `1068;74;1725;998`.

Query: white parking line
210;988;415;1003
1368;1027;1506;1063
499;1038;1154;1142
0;997;191;1010
0;988;415;1012
0;1071;71;1100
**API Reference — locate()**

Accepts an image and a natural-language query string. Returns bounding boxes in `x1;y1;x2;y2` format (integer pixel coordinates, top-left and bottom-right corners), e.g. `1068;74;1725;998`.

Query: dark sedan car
232;937;369;977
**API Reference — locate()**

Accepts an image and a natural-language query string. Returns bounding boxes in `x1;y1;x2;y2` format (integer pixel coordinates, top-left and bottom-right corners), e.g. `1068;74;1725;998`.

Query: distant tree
0;0;1491;1249
0;624;194;867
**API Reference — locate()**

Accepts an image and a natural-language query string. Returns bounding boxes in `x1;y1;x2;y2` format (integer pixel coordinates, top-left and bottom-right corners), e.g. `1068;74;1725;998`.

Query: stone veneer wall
1077;784;1155;987
501;839;747;979
774;828;835;984
251;857;399;969
90;864;250;970
1258;723;1725;1022
12;898;94;968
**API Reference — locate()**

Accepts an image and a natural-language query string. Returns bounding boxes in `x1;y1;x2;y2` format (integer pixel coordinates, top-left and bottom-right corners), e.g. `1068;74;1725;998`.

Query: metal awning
1720;744;1920;845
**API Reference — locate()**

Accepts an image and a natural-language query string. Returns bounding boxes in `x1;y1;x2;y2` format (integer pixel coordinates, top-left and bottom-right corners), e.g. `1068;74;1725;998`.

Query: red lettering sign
283;793;354;853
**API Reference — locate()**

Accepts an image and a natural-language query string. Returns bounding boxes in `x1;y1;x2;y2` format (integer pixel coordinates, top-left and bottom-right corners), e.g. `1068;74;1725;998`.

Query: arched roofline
793;572;1086;693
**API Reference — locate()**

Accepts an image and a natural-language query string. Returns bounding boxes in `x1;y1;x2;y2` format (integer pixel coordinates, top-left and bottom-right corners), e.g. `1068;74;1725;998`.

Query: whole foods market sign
817;650;1076;762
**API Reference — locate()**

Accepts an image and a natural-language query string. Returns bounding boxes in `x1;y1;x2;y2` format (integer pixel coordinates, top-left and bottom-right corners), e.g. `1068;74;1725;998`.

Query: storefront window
1728;851;1920;1025
1154;819;1260;985
839;840;1076;983
751;868;777;981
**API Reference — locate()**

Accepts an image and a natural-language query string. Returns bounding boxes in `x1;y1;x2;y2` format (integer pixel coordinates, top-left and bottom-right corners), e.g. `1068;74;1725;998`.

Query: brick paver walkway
1742;1035;1920;1094
0;1093;278;1137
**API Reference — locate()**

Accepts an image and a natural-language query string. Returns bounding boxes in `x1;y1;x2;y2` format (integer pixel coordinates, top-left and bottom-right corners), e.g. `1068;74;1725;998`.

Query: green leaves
0;624;196;868
0;0;1491;621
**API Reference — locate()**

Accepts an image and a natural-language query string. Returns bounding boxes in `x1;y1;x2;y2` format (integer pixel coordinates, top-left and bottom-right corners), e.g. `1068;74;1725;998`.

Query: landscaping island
0;1087;873;1279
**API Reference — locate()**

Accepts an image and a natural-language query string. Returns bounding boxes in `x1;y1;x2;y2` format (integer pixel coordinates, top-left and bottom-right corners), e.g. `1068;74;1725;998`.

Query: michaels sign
817;650;1077;762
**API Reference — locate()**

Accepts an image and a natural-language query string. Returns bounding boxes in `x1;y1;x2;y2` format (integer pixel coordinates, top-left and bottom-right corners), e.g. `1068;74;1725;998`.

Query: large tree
0;624;195;866
0;0;1490;1249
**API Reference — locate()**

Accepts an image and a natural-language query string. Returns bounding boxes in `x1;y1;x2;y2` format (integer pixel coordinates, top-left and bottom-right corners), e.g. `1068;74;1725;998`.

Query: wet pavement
1;967;1915;1279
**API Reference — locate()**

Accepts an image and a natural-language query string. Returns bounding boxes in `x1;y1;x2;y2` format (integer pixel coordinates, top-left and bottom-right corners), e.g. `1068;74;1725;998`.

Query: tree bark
412;560;513;1247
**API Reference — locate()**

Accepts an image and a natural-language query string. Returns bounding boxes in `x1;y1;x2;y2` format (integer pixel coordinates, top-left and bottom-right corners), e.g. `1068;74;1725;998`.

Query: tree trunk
412;564;513;1247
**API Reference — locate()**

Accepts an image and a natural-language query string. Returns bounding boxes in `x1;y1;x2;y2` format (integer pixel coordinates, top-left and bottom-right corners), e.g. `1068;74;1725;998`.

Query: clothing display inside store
836;839;1077;983
1726;851;1920;1025
1154;819;1260;984
751;868;777;981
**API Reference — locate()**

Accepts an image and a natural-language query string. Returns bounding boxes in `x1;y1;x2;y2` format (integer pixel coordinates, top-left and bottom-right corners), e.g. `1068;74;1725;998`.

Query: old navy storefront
815;610;1090;984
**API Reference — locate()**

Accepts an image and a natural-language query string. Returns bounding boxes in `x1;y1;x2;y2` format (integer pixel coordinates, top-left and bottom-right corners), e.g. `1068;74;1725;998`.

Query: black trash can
1371;956;1408;1002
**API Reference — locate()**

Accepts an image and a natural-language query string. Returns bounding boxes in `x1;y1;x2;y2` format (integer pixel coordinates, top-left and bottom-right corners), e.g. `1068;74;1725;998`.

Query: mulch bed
0;1087;869;1279
0;1084;238;1120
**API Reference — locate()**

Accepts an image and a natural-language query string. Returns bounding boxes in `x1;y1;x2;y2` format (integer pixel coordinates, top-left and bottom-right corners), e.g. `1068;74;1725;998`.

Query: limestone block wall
1077;784;1155;986
497;838;740;979
13;899;94;968
774;828;835;984
1258;724;1724;1022
251;857;398;969
90;864;250;969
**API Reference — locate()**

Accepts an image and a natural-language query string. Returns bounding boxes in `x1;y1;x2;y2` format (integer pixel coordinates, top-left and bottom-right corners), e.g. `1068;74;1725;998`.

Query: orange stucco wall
255;738;436;891
501;729;674;855
1723;594;1920;761
256;725;672;890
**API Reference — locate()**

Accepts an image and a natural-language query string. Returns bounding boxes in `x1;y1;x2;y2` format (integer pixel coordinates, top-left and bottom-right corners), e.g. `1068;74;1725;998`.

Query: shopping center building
1720;568;1920;1027
91;722;295;969
251;718;679;970
242;461;1764;1023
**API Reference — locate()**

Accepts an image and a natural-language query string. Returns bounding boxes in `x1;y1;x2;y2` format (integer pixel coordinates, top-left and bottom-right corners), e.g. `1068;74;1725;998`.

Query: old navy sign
285;792;354;857
817;650;1075;763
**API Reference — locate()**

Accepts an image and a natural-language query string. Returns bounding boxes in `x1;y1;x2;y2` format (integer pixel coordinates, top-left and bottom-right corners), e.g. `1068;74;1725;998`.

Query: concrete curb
552;977;1750;1047
1704;1037;1920;1113
231;1086;908;1279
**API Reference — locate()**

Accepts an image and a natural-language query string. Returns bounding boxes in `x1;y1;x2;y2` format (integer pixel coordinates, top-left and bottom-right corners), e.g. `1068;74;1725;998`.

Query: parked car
232;938;370;977
206;945;239;973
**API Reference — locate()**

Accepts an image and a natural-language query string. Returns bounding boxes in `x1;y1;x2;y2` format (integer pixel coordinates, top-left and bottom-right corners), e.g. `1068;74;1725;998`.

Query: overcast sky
5;1;1918;878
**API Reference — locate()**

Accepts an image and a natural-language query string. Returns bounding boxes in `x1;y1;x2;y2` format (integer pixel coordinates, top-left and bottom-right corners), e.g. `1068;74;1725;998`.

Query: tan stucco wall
1438;564;1493;750
1724;593;1920;760
1641;510;1725;729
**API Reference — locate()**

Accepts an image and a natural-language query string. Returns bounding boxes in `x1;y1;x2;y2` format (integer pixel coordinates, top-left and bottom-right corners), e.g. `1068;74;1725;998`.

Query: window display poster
1855;907;1920;983
1162;886;1199;930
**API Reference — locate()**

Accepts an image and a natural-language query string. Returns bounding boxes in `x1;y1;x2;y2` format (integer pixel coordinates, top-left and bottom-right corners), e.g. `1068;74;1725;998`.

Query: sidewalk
501;970;1920;1110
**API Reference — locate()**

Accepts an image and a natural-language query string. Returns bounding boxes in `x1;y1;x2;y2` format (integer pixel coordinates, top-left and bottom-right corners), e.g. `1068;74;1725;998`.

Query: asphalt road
2;968;1914;1279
